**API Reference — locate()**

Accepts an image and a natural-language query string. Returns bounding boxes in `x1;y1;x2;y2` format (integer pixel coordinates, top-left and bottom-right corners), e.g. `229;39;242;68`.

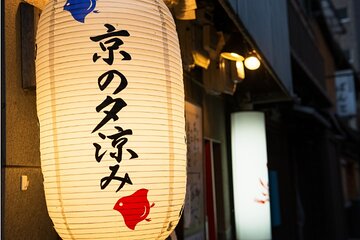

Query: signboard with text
335;70;357;117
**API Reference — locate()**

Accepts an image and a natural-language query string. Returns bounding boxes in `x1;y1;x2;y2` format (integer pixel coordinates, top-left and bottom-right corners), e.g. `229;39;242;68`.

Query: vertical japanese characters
91;23;137;192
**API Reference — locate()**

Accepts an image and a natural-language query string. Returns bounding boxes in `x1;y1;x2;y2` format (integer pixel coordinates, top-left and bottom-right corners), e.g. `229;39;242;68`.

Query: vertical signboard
184;101;205;240
231;112;271;240
336;70;357;117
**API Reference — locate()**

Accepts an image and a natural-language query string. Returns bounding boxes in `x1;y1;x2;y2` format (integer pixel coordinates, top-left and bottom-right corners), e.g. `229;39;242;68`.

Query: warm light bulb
231;52;241;58
244;56;261;70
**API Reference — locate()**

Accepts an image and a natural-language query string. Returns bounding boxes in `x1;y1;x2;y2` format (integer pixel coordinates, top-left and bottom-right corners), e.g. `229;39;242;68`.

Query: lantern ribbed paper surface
36;0;186;239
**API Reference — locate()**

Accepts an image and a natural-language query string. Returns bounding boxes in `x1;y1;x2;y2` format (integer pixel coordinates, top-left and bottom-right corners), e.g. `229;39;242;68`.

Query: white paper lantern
231;112;272;240
36;0;186;239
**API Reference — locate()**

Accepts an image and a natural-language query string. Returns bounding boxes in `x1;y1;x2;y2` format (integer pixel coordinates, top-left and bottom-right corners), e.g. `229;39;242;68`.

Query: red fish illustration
254;178;270;204
113;188;155;230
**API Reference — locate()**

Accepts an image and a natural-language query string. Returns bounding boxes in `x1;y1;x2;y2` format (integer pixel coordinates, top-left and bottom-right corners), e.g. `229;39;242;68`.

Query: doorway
204;139;222;240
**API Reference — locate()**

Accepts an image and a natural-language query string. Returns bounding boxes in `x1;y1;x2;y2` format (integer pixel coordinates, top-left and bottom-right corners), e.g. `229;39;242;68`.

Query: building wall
332;0;360;71
183;69;233;240
226;0;293;94
353;0;360;73
203;94;232;240
266;119;298;240
3;0;58;239
311;17;337;111
24;0;47;10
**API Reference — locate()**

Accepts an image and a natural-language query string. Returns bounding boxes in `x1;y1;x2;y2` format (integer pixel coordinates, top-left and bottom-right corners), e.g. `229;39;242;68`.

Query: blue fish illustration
64;0;98;23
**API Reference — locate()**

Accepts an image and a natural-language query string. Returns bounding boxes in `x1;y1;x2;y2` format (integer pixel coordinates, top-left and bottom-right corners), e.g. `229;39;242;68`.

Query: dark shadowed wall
3;0;58;239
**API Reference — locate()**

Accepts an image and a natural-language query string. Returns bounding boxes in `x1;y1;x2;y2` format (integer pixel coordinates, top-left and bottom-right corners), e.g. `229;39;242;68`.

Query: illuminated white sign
336;70;357;117
231;112;272;240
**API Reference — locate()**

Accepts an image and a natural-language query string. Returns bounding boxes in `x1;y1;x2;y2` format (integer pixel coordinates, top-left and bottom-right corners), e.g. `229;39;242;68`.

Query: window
336;7;350;23
343;49;354;63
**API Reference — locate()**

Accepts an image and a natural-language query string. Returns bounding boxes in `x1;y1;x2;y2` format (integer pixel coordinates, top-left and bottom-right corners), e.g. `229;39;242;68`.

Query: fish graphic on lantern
114;189;155;230
63;0;99;23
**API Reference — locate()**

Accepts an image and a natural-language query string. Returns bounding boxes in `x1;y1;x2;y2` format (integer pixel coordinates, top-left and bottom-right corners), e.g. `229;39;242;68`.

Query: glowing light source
244;55;261;70
231;112;271;240
220;52;245;62
192;51;210;69
236;61;245;79
36;0;186;239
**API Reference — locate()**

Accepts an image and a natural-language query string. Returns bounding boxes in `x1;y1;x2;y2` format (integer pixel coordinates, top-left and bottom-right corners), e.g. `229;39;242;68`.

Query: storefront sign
231;112;272;240
335;70;357;117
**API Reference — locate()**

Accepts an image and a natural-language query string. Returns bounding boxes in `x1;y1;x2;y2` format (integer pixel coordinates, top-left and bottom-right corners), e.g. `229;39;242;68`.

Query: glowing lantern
231;112;271;240
35;0;186;239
